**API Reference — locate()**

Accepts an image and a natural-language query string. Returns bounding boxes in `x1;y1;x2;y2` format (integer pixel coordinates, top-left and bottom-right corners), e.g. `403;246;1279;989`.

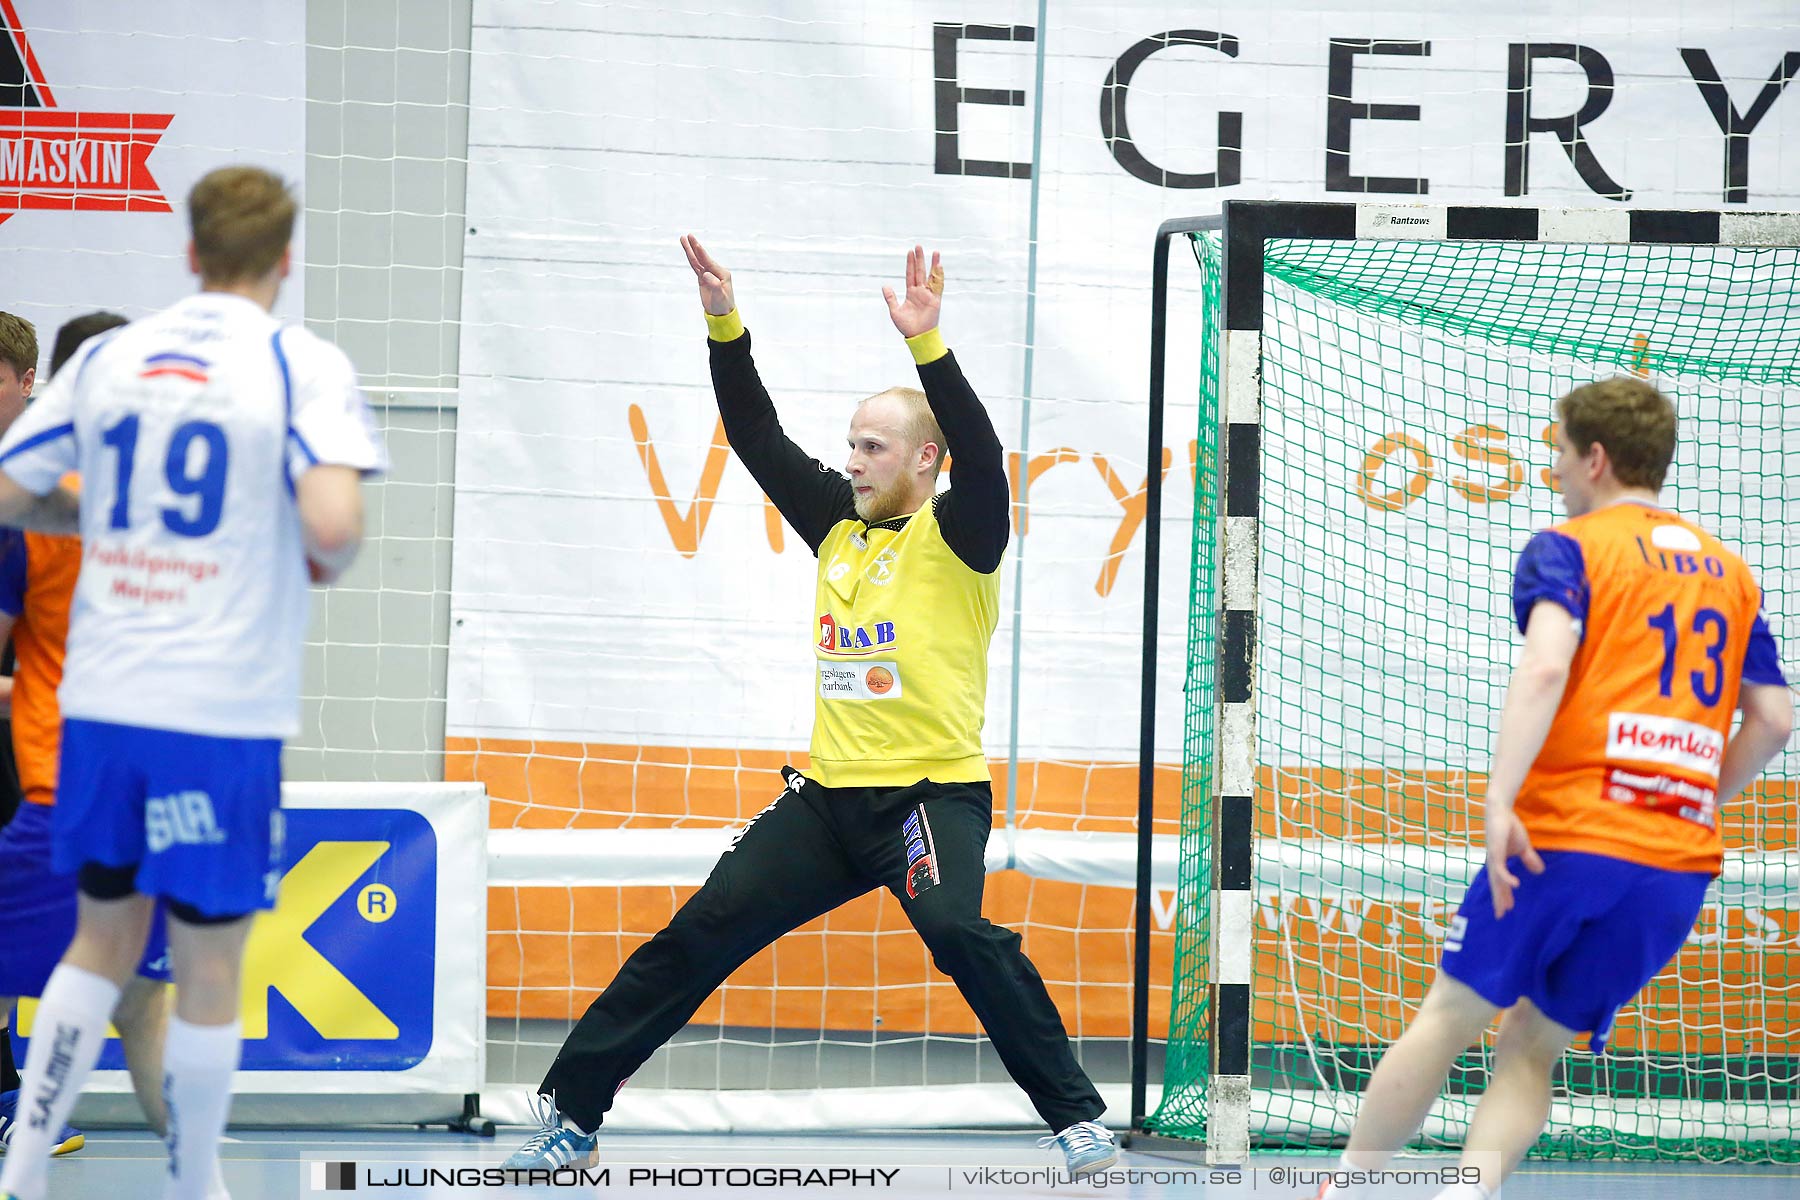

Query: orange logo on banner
629;411;1208;578
629;407;789;555
1358;424;1551;511
1360;338;1653;512
0;0;175;226
1092;447;1174;597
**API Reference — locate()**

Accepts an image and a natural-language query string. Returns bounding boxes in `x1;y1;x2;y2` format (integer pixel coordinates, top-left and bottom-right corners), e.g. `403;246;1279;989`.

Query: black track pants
539;768;1105;1133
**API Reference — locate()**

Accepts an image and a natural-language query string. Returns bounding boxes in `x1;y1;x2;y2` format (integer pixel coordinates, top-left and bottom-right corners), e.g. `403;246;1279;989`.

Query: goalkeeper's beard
853;479;908;524
856;485;907;521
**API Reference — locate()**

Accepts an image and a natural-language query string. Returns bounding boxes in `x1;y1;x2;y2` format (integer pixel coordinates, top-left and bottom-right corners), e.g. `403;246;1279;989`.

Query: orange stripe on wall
488;875;1175;1038
447;738;1186;833
451;742;1797;846
460;740;1795;1047
459;739;1184;1037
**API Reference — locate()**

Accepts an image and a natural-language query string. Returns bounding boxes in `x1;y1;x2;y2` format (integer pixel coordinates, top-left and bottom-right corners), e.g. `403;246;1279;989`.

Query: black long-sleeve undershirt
708;329;1010;573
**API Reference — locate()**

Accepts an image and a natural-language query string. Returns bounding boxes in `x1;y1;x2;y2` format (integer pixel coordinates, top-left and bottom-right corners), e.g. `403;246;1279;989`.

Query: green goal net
1153;222;1799;1163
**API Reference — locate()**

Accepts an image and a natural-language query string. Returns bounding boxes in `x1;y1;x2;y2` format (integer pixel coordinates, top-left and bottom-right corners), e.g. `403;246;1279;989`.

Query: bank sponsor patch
818;660;902;700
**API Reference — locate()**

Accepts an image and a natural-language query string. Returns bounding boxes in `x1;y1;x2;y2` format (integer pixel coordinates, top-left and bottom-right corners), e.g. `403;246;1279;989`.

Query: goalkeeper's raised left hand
680;234;737;316
883;245;943;338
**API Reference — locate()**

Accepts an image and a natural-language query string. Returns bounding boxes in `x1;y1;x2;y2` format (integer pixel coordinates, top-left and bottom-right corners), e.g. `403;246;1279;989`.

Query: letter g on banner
1101;31;1242;188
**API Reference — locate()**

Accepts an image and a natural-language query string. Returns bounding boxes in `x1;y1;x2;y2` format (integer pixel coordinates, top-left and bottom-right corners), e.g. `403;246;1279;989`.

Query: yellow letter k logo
240;841;399;1040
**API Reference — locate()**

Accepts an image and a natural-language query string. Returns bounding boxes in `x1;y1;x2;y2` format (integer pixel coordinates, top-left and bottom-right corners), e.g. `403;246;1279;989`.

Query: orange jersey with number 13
1511;502;1784;875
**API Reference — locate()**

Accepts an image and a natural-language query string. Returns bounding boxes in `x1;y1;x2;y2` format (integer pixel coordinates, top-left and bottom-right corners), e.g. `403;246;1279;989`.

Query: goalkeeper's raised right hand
680;234;737;316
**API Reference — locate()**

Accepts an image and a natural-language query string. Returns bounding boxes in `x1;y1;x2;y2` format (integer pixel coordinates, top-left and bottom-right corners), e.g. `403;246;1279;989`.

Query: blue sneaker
502;1092;597;1170
0;1088;83;1156
1040;1119;1118;1178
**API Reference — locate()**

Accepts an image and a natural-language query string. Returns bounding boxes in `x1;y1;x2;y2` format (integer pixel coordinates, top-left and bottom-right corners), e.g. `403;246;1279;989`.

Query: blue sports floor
20;1130;1800;1198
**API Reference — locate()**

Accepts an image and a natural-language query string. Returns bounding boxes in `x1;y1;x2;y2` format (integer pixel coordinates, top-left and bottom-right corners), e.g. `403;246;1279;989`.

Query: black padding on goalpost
1225;422;1260;517
1215;984;1251;1077
1631;209;1722;244
1448;206;1538;241
1222;200;1356;331
1218;795;1254;891
1220;611;1254;705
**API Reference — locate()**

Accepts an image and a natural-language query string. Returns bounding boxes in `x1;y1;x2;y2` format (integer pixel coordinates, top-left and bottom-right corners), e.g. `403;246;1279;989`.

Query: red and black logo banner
1;0;173;223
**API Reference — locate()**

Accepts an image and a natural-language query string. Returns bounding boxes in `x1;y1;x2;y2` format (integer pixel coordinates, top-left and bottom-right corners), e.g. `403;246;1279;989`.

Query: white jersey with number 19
0;292;387;739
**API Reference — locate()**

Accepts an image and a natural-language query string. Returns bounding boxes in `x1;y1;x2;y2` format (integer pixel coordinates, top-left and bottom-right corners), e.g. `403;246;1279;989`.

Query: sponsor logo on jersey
1604;766;1719;828
0;1;174;226
138;351;210;383
1651;524;1703;552
818;660;903;700
1607;712;1724;779
1634;533;1726;577
86;542;221;582
864;546;899;586
816;613;896;656
902;807;939;899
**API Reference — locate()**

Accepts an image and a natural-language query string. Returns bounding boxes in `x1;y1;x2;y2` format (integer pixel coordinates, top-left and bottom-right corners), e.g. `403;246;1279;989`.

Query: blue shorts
54;718;285;920
0;802;171;995
1441;850;1712;1052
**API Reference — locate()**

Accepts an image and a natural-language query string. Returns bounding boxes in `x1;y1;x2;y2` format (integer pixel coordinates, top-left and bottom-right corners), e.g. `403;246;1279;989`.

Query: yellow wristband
905;327;947;365
705;309;746;342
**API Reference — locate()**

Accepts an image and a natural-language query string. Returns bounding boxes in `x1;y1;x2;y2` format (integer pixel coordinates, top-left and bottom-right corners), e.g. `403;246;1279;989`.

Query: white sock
1319;1154;1374;1200
160;1016;241;1200
0;965;121;1200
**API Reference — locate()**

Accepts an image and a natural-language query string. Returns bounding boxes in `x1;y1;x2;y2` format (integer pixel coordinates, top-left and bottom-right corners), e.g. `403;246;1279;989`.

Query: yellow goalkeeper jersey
808;498;1000;788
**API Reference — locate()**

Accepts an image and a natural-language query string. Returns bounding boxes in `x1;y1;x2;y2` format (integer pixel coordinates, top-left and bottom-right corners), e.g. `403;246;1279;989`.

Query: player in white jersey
0;166;386;1200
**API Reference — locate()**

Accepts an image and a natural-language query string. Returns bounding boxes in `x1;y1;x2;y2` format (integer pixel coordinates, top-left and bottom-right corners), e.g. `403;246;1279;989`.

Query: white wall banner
0;0;306;363
448;1;1800;788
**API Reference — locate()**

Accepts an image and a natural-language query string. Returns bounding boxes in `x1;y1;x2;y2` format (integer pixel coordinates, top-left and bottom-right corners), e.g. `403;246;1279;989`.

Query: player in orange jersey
0;309;36;1133
0;313;174;1157
1322;377;1792;1200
